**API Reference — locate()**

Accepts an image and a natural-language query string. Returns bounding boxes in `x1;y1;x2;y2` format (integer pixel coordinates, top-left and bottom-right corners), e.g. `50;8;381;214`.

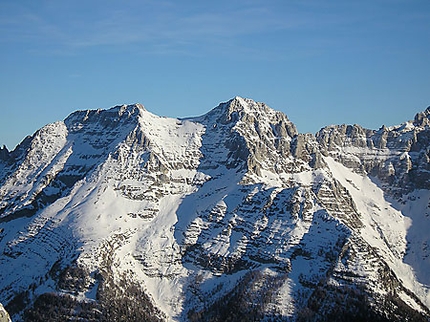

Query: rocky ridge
0;97;429;321
316;107;430;196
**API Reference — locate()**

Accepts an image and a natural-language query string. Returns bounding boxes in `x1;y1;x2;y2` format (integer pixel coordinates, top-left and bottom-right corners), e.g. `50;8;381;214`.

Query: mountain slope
0;98;429;321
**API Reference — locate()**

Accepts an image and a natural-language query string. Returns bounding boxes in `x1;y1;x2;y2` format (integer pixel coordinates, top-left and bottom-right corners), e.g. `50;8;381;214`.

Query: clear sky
0;0;429;150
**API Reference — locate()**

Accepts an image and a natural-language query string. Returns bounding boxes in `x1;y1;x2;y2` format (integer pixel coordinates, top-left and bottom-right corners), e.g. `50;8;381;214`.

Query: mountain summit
0;97;429;321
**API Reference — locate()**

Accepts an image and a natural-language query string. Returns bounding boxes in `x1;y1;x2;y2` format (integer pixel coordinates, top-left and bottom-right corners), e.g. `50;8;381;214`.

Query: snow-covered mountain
0;97;429;321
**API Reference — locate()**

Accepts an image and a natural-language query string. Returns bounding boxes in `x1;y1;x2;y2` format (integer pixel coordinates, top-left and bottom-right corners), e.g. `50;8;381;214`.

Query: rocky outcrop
414;107;430;127
316;109;430;196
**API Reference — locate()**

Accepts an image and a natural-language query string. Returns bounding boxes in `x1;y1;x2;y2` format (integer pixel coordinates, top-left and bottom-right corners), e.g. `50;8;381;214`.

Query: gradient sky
1;0;429;149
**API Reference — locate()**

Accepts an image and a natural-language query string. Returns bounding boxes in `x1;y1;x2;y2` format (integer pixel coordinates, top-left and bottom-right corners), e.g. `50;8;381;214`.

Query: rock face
316;107;430;196
0;97;429;321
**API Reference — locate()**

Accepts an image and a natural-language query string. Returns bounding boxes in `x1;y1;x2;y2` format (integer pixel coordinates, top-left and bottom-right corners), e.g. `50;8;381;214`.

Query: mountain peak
414;106;430;127
203;96;296;130
204;96;259;121
63;103;145;133
226;96;274;115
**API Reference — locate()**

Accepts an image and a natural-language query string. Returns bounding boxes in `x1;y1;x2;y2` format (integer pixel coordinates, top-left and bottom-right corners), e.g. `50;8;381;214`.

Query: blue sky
0;0;429;149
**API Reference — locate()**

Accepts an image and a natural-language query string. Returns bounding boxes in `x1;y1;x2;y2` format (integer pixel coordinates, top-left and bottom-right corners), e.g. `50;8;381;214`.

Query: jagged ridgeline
0;97;429;321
